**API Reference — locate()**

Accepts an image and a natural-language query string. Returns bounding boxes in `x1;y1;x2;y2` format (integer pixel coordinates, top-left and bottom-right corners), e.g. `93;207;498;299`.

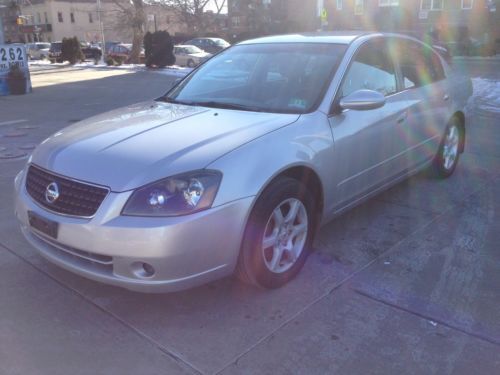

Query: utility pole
0;7;5;44
96;0;106;64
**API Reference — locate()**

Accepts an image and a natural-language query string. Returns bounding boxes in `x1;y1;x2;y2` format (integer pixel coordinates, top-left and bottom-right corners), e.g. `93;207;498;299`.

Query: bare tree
160;0;226;34
112;0;145;63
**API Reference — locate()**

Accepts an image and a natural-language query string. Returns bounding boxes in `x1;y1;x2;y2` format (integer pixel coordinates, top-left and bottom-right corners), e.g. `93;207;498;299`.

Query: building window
354;0;364;15
57;12;63;23
231;16;241;27
89;12;93;23
44;12;48;24
70;13;75;23
36;13;41;24
337;0;343;10
461;0;473;9
421;0;444;11
379;0;399;6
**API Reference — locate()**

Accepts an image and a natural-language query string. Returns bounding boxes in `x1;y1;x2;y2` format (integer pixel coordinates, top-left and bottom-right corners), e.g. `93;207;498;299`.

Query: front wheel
187;59;196;68
431;119;463;178
236;177;315;289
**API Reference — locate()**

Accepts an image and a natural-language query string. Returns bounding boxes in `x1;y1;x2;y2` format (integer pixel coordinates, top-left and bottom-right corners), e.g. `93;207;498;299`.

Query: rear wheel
236;177;315;289
431;119;463;178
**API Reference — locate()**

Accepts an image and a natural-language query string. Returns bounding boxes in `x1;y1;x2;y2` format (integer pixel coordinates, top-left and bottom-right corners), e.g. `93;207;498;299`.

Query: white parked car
26;42;51;60
174;45;212;67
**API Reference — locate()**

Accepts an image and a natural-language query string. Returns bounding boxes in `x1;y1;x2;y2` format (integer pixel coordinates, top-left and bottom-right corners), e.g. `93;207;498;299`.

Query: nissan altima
14;32;472;292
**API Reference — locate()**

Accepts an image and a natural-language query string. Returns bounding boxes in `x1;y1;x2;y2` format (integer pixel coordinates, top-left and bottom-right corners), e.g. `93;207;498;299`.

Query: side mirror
339;89;386;111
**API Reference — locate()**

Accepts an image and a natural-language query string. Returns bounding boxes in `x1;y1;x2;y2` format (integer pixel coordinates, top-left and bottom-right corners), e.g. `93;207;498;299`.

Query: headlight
122;170;222;217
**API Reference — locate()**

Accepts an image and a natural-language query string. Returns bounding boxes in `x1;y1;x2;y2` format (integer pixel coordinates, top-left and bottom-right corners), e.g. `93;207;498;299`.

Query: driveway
0;61;499;374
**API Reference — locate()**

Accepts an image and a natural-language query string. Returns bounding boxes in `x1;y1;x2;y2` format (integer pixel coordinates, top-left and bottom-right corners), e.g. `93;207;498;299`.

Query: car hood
31;101;299;192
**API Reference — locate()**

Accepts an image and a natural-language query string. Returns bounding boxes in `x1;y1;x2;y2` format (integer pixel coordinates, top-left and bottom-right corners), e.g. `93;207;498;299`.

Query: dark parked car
108;43;145;64
80;42;102;61
183;38;230;54
48;42;63;63
49;41;102;63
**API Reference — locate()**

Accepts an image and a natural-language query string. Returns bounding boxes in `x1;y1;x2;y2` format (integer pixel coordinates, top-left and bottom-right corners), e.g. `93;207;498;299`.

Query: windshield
165;43;346;114
185;46;204;54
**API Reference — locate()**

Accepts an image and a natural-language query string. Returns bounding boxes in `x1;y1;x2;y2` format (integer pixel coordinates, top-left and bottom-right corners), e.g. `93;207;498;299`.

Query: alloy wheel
261;198;308;274
442;124;460;171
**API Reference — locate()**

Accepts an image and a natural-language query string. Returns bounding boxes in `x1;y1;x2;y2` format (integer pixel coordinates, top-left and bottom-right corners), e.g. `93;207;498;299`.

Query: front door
328;39;409;208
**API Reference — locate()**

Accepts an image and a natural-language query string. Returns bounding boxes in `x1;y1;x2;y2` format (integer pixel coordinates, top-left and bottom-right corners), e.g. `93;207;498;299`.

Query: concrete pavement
0;61;499;374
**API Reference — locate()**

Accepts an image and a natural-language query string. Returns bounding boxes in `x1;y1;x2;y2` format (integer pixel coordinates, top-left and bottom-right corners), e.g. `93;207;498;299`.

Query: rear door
393;39;450;170
328;38;410;207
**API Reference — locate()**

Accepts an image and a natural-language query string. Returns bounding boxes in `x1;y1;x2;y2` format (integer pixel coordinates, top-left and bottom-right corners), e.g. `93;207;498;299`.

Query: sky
205;0;228;13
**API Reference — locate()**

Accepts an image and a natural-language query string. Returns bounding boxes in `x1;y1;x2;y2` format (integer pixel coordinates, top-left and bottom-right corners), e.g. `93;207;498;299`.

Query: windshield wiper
186;101;264;112
156;97;189;105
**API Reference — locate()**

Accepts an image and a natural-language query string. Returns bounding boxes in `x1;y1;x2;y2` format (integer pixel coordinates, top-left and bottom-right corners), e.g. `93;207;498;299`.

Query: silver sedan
14;32;472;292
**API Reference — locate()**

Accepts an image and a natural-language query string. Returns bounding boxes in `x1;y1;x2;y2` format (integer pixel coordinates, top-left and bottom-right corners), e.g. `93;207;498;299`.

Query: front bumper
14;169;253;293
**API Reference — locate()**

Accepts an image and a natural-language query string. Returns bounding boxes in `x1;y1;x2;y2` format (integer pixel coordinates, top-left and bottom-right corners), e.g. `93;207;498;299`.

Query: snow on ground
467;78;500;115
29;60;192;77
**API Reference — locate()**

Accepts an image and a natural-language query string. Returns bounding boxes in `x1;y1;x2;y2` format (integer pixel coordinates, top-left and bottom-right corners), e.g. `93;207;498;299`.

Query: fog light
131;262;156;278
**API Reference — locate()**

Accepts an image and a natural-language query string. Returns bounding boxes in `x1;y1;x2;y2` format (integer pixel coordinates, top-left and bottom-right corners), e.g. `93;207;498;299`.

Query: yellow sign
321;9;328;22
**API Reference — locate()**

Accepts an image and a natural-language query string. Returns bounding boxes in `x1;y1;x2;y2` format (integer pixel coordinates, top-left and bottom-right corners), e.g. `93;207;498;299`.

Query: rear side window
398;40;445;89
341;40;397;97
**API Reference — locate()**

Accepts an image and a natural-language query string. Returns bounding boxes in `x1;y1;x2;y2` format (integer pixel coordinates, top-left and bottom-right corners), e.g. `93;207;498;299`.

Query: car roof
237;31;404;46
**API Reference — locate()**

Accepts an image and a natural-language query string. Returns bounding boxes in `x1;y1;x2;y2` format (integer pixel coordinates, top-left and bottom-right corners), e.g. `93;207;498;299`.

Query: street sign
0;44;32;96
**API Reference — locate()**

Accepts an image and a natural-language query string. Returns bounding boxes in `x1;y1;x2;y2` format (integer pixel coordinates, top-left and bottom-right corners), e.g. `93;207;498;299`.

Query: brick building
227;0;499;53
326;0;499;51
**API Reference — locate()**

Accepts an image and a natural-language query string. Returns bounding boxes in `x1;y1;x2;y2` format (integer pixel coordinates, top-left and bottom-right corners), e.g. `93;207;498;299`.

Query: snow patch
466;78;500;115
29;60;192;77
150;66;193;78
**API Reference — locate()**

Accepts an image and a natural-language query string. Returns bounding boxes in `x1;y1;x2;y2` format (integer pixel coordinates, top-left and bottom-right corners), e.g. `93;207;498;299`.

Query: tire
431;118;463;178
187;59;196;68
236;177;315;289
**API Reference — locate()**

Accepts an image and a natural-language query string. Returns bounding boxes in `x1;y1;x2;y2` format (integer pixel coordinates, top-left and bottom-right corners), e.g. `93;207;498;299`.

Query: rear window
398;40;445;89
50;43;62;52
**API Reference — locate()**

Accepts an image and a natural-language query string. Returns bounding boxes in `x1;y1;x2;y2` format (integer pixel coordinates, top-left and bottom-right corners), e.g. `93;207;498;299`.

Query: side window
341;41;397;97
398;41;445;89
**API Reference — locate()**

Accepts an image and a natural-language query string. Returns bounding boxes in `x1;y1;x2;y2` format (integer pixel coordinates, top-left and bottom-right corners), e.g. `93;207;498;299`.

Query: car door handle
443;94;450;101
396;115;407;124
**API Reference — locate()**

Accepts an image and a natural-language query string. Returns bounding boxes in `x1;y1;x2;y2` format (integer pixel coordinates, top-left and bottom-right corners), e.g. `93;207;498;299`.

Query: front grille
26;165;109;217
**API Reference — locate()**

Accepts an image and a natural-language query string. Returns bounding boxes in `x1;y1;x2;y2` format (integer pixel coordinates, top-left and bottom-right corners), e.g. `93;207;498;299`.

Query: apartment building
228;0;317;40
1;0;187;44
326;0;499;45
227;0;498;52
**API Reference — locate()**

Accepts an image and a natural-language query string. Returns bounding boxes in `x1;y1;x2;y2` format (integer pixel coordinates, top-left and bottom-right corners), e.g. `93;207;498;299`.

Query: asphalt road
0;60;499;375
